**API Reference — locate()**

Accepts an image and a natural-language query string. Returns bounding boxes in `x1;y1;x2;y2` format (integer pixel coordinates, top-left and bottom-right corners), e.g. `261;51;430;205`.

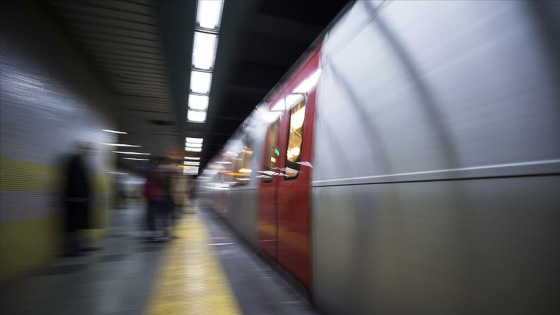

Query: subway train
198;1;560;315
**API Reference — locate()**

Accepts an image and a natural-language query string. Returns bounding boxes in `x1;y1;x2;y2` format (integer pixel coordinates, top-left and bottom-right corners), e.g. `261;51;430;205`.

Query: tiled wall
0;0;116;281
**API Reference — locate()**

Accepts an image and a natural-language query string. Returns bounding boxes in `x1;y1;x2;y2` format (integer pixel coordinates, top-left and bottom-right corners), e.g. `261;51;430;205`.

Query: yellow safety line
146;214;242;315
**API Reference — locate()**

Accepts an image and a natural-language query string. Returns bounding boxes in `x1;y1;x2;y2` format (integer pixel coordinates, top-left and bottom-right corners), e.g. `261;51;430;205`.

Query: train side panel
200;118;268;249
312;1;560;315
227;122;268;249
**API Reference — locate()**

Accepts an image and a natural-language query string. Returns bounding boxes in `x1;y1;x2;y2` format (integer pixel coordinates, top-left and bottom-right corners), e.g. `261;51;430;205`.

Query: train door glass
285;99;306;179
258;116;283;261
263;119;280;182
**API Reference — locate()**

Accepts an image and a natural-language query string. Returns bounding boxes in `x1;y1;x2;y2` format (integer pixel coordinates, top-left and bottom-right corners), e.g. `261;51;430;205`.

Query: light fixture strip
187;0;224;127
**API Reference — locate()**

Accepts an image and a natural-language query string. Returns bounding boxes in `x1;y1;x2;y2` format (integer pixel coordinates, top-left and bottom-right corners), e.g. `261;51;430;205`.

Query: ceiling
44;0;350;173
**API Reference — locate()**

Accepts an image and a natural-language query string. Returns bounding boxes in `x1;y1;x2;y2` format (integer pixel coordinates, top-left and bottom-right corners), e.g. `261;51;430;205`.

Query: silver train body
200;1;560;314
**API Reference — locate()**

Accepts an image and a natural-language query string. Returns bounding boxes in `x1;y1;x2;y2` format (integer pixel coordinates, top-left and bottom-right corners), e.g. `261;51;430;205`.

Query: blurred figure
143;158;160;239
115;173;127;209
155;157;175;241
171;168;191;215
62;141;95;256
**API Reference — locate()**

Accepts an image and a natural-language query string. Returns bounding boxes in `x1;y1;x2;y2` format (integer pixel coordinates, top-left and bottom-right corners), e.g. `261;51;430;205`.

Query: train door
258;116;283;261
258;47;320;292
276;90;316;291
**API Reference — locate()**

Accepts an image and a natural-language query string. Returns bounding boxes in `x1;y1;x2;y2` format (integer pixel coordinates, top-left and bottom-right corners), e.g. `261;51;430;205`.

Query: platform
0;202;317;315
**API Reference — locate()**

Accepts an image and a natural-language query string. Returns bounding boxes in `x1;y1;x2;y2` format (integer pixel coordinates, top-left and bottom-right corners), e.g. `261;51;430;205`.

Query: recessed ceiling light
196;0;224;30
187;110;207;123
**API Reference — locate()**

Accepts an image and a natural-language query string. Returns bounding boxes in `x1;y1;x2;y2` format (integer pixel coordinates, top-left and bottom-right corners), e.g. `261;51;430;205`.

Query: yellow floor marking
146;215;242;315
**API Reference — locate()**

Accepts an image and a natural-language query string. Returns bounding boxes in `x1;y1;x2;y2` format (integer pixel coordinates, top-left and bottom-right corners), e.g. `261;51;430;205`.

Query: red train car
199;1;560;314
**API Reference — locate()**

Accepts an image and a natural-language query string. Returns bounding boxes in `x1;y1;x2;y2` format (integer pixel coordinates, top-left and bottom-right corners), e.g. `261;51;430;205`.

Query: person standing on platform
171;168;190;216
155;157;174;240
143;158;160;240
62;141;95;256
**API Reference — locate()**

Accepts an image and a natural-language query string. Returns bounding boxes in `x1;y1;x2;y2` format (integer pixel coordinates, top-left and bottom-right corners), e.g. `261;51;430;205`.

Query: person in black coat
63;142;93;255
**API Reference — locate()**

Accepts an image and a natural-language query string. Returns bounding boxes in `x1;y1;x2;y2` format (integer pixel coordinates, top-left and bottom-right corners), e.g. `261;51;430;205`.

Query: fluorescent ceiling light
186;147;203;152
102;129;127;134
184;161;200;166
186;137;203;144
188;110;207;123
123;157;149;161
103;143;141;147
113;151;151;155
190;71;212;94
185;156;201;160
196;0;224;30
216;161;231;164
293;69;322;93
193;32;218;70
188;94;209;111
186;142;203;148
183;167;199;175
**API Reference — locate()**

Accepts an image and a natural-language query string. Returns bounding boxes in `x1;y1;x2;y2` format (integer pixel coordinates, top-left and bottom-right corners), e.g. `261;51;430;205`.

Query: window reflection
233;146;253;185
263;119;280;182
285;99;305;179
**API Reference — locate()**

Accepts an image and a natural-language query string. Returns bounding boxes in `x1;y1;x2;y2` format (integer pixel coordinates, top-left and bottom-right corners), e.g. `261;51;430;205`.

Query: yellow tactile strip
146;215;242;315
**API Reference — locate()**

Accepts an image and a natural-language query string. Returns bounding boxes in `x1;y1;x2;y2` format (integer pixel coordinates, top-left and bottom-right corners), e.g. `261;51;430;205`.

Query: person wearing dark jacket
143;159;160;239
63;142;94;256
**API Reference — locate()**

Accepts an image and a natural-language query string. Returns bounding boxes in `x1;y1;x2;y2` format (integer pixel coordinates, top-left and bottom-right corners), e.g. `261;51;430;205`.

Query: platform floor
0;202;317;315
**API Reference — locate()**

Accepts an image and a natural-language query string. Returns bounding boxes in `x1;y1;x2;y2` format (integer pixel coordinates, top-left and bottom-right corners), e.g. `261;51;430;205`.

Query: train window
284;99;306;179
262;119;280;182
221;161;233;185
233;145;253;185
